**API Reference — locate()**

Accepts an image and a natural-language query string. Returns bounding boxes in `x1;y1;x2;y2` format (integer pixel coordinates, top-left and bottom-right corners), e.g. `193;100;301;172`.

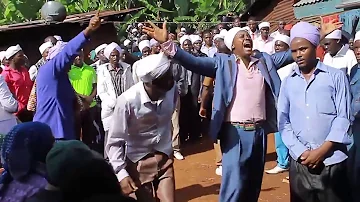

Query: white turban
275;34;290;46
355;31;360;42
39;41;54;55
54;35;62;41
104;42;122;59
325;29;342;40
190;35;202;44
5;44;22;59
131;28;138;33
258;22;270;30
224;27;249;50
123;39;131;47
180;35;191;46
138;40;150;52
0;51;6;62
136;52;170;82
181;27;186;32
220;29;228;36
150;39;159;47
95;44;107;55
213;34;224;41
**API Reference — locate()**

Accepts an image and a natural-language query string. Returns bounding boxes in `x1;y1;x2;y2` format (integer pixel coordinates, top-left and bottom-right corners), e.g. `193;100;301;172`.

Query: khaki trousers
171;97;181;152
127;152;175;202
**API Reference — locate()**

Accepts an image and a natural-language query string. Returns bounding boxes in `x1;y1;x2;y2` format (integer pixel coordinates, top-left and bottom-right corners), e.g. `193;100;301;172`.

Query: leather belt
228;120;264;131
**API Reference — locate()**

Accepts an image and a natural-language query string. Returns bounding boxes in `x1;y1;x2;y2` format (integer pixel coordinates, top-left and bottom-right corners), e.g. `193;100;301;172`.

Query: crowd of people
0;9;359;202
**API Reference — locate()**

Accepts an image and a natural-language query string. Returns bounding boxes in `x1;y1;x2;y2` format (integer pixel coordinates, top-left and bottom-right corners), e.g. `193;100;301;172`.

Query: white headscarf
274;34;290;46
150;39;159;47
104;42;122;59
180;35;191;46
224;27;248;50
95;44;107;55
39;41;54;55
123;39;131;47
5;44;22;59
190;35;202;44
258;22;270;30
0;51;6;62
355;31;360;42
138;40;150;52
136;52;170;82
325;29;342;40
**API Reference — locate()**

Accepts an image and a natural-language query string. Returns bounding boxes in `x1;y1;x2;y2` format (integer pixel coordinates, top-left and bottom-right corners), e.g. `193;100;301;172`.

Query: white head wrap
54;35;62;41
0;51;6;62
355;31;360;42
150;39;159;47
275;34;290;46
325;29;342;40
258;22;270;30
5;44;22;59
180;35;191;46
136;52;170;82
39;41;53;55
131;28;138;33
180;27;186;32
190;35;202;44
220;29;228;36
213;34;224;41
138;40;150;52
95;44;108;55
123;39;131;47
138;23;144;28
224;27;249;50
104;42;122;59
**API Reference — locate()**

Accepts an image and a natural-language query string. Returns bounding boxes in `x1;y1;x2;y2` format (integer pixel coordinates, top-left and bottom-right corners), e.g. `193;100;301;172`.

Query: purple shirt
33;32;89;139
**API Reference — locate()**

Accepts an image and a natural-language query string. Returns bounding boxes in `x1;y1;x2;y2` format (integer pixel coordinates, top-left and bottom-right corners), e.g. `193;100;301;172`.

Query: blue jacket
350;64;360;122
173;48;293;140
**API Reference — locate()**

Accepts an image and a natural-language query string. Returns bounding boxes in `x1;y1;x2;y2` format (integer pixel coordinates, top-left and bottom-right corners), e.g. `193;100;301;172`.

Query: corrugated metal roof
336;0;360;8
0;7;143;32
293;0;324;7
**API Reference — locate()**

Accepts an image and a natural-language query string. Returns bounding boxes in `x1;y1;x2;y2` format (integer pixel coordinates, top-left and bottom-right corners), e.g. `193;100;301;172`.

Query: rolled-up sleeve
106;96;130;182
326;72;352;144
278;77;308;160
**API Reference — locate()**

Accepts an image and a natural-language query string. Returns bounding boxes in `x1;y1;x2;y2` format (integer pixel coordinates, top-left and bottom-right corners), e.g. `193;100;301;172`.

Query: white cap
150;39;159;47
95;44;108;55
5;44;22;59
39;41;54;55
123;39;131;47
258;22;270;30
224;27;248;50
138;23;144;28
213;34;224;41
54;35;62;41
180;35;191;46
0;51;6;62
325;29;342;40
190;35;202;44
180;27;186;32
355;31;360;42
138;40;150;52
104;42;122;59
136;52;170;83
275;34;290;46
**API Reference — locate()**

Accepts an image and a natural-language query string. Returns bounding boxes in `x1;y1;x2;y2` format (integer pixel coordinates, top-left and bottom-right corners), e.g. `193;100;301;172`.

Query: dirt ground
174;134;290;202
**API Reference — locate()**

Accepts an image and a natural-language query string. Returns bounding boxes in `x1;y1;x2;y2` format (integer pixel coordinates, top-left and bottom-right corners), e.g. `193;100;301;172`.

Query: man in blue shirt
278;21;352;202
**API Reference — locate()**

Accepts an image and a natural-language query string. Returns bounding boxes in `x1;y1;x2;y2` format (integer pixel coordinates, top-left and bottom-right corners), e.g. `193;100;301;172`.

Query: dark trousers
348;121;360;201
289;158;352;202
219;123;266;202
17;108;33;122
179;88;201;143
74;106;98;148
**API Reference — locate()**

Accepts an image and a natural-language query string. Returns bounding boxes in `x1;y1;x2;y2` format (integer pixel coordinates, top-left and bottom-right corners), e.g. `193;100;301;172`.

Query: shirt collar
257;36;274;43
3;65;25;72
236;56;259;67
293;60;327;76
333;44;350;57
139;82;167;105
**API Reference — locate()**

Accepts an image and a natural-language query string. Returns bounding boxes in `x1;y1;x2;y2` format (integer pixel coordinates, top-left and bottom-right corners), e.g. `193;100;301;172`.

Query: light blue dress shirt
278;61;351;166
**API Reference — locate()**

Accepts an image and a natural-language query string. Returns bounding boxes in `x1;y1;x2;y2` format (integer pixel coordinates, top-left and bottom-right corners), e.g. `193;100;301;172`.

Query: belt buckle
243;123;256;131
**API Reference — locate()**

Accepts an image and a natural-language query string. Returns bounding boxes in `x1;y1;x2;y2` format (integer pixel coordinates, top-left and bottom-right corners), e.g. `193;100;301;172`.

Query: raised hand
320;16;343;38
88;10;103;31
142;21;168;43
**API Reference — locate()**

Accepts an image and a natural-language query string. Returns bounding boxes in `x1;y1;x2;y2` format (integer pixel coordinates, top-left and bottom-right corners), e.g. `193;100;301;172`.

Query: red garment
1;66;33;113
316;46;326;62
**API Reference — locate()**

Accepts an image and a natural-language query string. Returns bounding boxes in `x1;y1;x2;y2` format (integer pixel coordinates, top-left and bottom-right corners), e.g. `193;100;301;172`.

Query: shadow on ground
176;183;221;201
